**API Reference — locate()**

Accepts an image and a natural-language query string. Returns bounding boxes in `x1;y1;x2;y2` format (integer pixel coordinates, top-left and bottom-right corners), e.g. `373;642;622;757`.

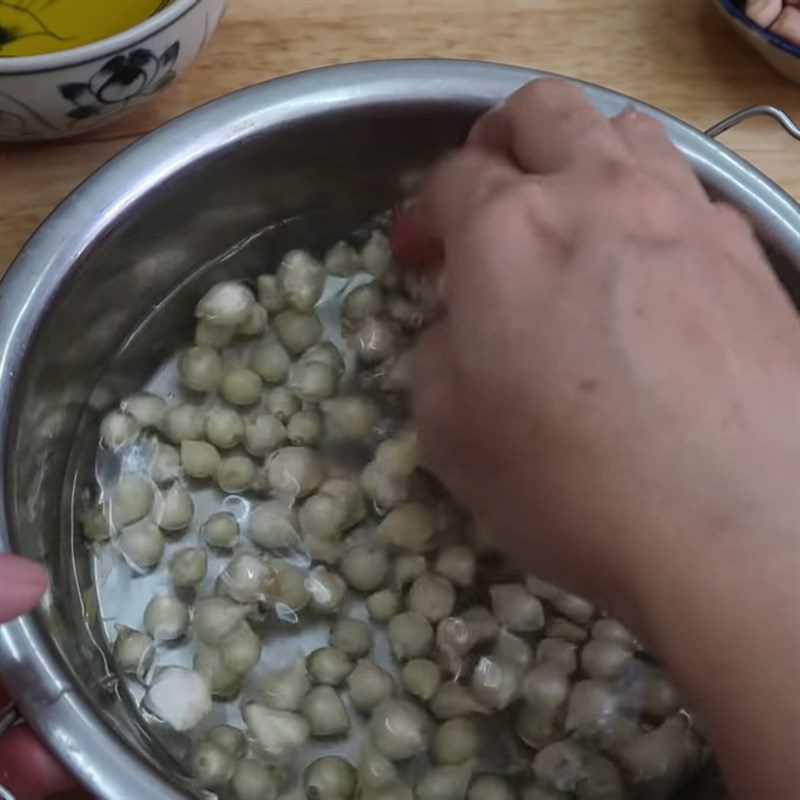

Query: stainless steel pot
0;59;798;800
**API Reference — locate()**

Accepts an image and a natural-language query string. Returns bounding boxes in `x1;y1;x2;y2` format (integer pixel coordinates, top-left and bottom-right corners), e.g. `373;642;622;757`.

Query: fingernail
0;555;49;623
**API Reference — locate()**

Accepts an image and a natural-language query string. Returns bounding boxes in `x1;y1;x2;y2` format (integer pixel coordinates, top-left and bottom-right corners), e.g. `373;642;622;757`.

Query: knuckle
512;78;584;111
609;163;667;204
468;180;540;236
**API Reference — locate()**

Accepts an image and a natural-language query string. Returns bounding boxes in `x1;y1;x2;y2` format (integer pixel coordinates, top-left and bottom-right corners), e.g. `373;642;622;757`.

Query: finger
469;78;626;173
0;555;48;623
745;0;783;27
770;7;800;44
415;148;520;240
611;108;708;201
0;724;79;800
411;322;461;477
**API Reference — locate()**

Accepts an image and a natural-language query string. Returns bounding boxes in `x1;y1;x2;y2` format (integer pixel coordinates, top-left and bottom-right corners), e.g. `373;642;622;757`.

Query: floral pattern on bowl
58;41;180;122
0;0;226;141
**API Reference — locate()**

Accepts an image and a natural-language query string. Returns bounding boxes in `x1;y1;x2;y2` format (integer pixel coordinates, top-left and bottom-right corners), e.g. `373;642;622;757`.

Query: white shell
260;655;309;711
377;503;435;552
195;319;236;349
307;647;353;686
324;240;363;277
148;442;182;484
322;395;381;439
302;685;350;736
401;658;442;702
286;409;323;446
330;617;372;658
109;473;154;529
388;612;433;660
374;430;420;477
537;638;578;676
432;717;479;765
467;776;516;800
243;702;310;756
201;511;239;548
407;572;455;621
257;274;286;313
144;667;211;731
216;454;256;493
219;621;261;675
299;492;347;540
273;310;323;355
220;552;269;603
251;338;291;384
340;544;389;592
169;547;208;587
351;317;399;363
195;281;255;327
118;519;164;569
232;759;279;800
144;595;189;642
470;655;521;711
248;500;299;549
194;597;252;645
244;413;287;456
220;365;263;406
360;231;392;281
153;484;194;531
489;584;544;632
343;283;383;324
265;447;324;498
162;405;206;444
533;741;587;793
305;566;347;614
190;741;235;790
434;545;476;588
178;345;223;392
304;756;357;800
100;410;140;450
181;439;221;479
429;682;488;720
208;725;247;758
113;625;154;678
277;250;325;312
287;360;338;402
205;407;245;449
120;393;167;429
366;589;401;622
520;662;570;712
237;303;269;337
416;762;474;800
346;658;394;712
369;699;428;761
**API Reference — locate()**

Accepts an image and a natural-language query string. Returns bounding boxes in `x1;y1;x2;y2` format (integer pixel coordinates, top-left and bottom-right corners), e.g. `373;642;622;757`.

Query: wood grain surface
1;0;798;274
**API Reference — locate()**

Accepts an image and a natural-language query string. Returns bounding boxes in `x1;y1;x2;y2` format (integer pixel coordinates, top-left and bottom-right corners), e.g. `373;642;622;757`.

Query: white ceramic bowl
0;0;226;141
714;0;800;84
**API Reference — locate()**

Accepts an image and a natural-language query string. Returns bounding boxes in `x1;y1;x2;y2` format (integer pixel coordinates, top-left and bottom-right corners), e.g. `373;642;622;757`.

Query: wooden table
1;0;798;273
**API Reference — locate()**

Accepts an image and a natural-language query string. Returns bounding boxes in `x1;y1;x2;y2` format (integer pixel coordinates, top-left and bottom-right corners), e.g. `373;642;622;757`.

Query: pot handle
705;104;800;141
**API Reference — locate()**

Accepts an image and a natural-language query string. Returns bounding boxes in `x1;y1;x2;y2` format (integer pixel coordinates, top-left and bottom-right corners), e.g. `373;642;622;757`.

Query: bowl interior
4;65;798;796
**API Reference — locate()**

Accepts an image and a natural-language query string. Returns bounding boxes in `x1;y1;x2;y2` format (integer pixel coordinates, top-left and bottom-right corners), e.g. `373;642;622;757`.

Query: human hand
408;79;800;799
745;0;800;44
411;79;799;612
0;555;78;800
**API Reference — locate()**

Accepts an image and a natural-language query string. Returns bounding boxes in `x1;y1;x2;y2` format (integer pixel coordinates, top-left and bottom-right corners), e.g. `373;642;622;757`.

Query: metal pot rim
1;58;798;799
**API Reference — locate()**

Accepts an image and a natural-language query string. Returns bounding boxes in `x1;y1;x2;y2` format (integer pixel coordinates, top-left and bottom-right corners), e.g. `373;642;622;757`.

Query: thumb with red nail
0;555;82;799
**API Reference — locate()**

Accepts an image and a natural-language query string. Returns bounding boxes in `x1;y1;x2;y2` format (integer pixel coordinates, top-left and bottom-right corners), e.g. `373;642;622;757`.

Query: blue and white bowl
714;0;800;84
0;0;226;141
